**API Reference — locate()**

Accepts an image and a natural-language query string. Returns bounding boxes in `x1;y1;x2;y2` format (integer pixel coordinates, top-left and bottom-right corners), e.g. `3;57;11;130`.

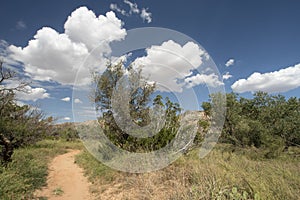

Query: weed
52;187;64;196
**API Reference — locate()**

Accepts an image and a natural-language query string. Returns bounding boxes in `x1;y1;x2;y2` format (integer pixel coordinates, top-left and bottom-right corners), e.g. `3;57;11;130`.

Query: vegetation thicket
200;92;300;158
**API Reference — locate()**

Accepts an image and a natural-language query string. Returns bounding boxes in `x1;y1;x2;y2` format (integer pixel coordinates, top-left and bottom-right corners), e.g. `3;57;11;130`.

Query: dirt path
35;150;93;200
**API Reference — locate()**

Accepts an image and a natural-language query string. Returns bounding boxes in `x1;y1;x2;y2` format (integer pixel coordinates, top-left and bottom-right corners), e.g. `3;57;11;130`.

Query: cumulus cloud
222;72;233;80
225;58;235;67
8;6;126;86
2;80;50;101
9;27;89;84
231;63;300;93
64;117;71;121
61;97;70;102
74;98;83;104
140;8;152;23
64;7;126;50
133;40;212;92
185;73;224;88
16;86;50;102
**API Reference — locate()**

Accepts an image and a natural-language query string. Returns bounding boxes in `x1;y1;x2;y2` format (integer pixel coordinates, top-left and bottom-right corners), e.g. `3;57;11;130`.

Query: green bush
201;92;300;156
50;122;79;141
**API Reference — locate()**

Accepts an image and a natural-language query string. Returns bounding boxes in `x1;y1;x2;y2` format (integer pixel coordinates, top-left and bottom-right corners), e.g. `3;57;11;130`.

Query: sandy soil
35;150;92;200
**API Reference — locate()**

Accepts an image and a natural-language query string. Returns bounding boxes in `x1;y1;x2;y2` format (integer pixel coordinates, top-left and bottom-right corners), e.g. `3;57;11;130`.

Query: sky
1;0;300;123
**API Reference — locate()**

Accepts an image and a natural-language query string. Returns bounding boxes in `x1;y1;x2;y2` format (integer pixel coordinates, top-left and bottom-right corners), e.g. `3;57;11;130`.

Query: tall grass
75;144;300;200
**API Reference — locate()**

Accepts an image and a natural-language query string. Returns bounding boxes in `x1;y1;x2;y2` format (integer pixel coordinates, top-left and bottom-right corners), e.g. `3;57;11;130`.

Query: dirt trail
35;150;93;200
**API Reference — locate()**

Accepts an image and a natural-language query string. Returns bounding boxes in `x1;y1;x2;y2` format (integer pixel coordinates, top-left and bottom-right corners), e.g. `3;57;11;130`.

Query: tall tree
93;62;181;153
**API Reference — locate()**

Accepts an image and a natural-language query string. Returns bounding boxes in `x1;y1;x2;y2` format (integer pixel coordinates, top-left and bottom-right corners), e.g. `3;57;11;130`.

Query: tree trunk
0;133;14;164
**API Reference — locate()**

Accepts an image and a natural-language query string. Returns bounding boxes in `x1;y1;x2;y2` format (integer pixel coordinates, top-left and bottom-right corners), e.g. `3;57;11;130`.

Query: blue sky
1;0;300;122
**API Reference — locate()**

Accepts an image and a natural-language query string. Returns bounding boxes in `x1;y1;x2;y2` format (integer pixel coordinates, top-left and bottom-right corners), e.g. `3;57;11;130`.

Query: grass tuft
52;187;64;196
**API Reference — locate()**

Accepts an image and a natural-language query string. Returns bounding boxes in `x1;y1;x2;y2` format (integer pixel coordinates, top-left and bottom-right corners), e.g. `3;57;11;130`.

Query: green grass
0;139;83;200
75;149;116;184
74;149;117;198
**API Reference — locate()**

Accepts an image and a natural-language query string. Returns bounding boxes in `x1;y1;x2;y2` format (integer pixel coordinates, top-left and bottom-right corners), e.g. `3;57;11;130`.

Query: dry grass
76;144;300;200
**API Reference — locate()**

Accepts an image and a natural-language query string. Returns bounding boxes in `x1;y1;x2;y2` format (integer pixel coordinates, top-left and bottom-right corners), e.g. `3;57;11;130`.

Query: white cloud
110;3;117;10
111;52;132;65
203;52;210;60
110;0;152;23
110;4;127;16
64;117;71;121
140;8;152;23
231;63;300;93
222;72;233;80
15;101;25;107
9;27;89;84
74;98;83;104
124;0;140;14
16;20;27;30
16;86;50;102
0;40;21;69
64;7;126;50
185;73;224;88
1;80;50;102
133;40;207;92
8;6;126;86
225;58;235;67
61;97;70;102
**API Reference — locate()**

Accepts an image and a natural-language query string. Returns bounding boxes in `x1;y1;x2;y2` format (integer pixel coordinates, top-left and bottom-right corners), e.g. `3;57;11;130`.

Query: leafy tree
284;97;300;146
94;62;154;149
0;61;50;163
93;62;181;153
201;101;211;118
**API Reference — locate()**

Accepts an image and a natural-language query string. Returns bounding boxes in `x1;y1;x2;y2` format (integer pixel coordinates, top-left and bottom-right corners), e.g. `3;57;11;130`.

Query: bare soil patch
35;150;92;200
